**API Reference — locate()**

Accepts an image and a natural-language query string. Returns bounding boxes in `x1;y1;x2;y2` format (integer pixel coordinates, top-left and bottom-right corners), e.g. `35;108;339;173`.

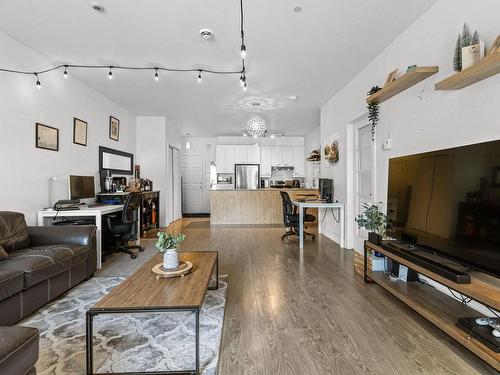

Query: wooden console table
364;241;500;371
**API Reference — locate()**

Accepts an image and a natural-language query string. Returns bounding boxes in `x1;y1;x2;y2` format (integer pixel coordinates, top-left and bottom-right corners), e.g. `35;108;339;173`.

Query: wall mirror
99;146;134;175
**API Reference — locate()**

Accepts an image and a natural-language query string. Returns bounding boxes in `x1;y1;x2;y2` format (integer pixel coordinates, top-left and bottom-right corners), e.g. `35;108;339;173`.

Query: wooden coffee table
86;251;219;375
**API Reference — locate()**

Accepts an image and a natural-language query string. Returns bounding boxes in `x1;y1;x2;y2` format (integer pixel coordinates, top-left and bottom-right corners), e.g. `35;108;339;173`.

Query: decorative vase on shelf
163;249;179;269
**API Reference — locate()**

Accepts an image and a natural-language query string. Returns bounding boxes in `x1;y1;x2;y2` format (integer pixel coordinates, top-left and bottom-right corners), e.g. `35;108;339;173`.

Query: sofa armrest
27;225;97;247
27;226;97;277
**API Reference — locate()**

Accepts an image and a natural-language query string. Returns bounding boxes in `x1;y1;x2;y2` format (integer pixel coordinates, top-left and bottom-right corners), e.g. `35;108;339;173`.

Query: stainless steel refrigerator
234;164;260;189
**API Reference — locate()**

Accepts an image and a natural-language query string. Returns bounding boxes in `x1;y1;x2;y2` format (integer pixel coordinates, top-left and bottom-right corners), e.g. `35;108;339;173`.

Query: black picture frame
109;116;119;141
35;123;59;151
492;167;500;188
73;117;88;146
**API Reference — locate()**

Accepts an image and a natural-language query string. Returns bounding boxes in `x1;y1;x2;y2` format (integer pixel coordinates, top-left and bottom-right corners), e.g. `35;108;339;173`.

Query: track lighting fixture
35;74;41;89
1;0;249;91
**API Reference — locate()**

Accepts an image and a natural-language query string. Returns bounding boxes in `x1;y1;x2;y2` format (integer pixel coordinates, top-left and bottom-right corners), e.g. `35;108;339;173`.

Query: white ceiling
0;0;437;137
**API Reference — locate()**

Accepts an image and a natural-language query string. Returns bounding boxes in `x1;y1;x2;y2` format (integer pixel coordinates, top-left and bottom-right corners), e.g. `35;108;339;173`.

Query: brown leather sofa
0;211;97;325
0;326;39;375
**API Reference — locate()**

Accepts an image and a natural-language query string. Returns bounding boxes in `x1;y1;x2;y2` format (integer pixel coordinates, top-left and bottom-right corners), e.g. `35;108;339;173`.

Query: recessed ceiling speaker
199;29;215;40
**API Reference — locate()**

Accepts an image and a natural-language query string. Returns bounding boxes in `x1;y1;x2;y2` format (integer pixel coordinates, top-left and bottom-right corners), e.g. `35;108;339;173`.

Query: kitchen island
210;188;319;225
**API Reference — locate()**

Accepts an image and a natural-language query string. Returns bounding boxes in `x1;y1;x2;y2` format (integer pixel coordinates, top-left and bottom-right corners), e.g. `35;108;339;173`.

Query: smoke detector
91;1;105;12
199;29;215;40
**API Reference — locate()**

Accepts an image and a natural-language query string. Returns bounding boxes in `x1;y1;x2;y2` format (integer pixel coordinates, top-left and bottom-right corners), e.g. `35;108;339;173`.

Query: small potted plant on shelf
355;203;391;249
156;232;186;269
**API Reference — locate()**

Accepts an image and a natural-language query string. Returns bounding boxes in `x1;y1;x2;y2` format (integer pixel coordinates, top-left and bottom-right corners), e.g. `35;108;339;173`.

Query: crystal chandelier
246;115;267;137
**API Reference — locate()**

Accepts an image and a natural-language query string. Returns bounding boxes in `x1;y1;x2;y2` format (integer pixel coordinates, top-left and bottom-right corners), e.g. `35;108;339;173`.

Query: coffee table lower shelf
86;306;201;375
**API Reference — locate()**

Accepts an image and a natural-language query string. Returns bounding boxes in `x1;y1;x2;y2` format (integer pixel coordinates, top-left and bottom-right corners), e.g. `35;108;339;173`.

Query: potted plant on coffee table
156;232;186;269
355;203;390;250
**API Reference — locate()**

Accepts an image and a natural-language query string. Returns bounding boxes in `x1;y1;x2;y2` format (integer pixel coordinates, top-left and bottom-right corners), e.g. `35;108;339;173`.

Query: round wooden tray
151;261;193;278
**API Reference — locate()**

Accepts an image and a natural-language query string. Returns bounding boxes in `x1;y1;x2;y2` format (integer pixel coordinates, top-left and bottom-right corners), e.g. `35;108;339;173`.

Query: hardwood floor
145;218;496;374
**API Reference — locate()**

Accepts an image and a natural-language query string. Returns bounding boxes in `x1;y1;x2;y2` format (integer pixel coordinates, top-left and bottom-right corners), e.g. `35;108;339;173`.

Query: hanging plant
367;86;381;141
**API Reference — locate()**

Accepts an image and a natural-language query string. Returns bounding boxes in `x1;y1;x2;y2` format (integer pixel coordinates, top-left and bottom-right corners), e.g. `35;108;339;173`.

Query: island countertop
210;188;319;225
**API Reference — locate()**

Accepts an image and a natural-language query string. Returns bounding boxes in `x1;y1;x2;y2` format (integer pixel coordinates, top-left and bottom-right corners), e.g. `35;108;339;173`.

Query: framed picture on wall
109;116;120;141
35;123;59;151
73;118;88;146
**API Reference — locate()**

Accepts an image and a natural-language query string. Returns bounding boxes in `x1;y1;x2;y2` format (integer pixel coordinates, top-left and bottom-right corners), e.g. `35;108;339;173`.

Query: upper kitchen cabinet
261;147;272;176
282;149;294;166
292;147;306;177
271;148;283;166
216;144;261;173
246;144;261;164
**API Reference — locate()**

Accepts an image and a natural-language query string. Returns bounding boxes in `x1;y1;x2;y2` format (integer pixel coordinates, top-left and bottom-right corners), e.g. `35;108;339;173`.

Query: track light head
154;68;159;82
63;66;68;79
34;74;41;89
197;70;202;83
108;67;113;80
240;44;247;59
243;82;247;91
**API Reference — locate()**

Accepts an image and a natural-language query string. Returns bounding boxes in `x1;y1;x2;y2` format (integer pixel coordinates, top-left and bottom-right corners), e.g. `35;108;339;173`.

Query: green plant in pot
355;203;391;253
156;232;186;269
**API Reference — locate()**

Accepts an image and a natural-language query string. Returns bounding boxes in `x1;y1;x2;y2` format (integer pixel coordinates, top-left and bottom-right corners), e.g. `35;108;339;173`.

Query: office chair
280;191;316;241
104;192;144;259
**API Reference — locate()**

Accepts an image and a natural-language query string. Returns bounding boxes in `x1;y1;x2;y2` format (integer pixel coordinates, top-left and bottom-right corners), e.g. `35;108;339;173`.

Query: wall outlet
383;137;392;151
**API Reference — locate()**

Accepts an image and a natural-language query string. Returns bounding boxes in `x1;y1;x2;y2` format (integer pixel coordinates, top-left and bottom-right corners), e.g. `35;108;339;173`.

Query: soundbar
381;241;471;284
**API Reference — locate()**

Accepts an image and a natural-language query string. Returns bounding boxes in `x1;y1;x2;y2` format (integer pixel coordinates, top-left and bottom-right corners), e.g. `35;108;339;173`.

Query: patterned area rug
19;276;227;374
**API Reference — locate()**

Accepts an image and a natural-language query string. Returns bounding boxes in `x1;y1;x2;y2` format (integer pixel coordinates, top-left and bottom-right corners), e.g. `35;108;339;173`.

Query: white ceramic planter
163;249;179;269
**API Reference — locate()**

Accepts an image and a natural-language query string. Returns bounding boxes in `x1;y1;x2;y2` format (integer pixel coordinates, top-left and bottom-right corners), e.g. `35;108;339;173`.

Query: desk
291;200;345;249
37;205;127;269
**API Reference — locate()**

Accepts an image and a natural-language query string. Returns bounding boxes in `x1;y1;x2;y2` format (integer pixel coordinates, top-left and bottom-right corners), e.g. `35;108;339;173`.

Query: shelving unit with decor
435;48;500;90
364;241;500;371
366;66;439;103
140;191;160;236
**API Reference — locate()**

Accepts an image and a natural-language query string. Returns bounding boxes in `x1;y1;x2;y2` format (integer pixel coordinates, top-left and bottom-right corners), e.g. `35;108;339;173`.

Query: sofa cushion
0;212;31;252
0;326;39;375
0;270;24;301
0;244;89;288
0;245;8;262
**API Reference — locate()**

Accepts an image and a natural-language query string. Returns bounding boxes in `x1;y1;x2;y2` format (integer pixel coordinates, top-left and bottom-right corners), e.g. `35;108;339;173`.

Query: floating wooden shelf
366;66;439;103
435;49;500;90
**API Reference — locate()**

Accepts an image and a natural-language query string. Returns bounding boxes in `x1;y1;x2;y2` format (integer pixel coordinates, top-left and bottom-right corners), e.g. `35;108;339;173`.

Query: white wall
304;126;320;187
319;0;500;315
136;116;181;226
320;0;500;247
0;30;136;225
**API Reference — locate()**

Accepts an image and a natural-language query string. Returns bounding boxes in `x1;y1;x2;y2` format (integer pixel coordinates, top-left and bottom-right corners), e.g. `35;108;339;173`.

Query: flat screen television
387;139;500;277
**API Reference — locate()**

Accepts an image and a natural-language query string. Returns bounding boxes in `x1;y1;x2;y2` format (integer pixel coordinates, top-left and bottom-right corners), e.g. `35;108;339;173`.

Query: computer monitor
319;178;334;202
69;175;96;201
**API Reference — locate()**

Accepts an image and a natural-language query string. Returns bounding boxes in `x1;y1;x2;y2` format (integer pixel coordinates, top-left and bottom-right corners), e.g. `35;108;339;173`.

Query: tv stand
364;241;500;370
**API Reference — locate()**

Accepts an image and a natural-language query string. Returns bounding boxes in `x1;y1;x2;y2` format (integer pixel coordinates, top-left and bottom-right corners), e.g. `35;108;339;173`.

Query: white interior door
353;123;376;251
181;154;204;214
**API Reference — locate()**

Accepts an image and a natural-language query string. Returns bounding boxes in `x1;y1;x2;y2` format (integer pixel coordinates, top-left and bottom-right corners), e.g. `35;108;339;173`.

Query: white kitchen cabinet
271;148;283;166
246;144;261;164
292;147;306;177
234;146;247;164
225;146;235;173
216;145;226;173
282;148;294;166
260;147;272;176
